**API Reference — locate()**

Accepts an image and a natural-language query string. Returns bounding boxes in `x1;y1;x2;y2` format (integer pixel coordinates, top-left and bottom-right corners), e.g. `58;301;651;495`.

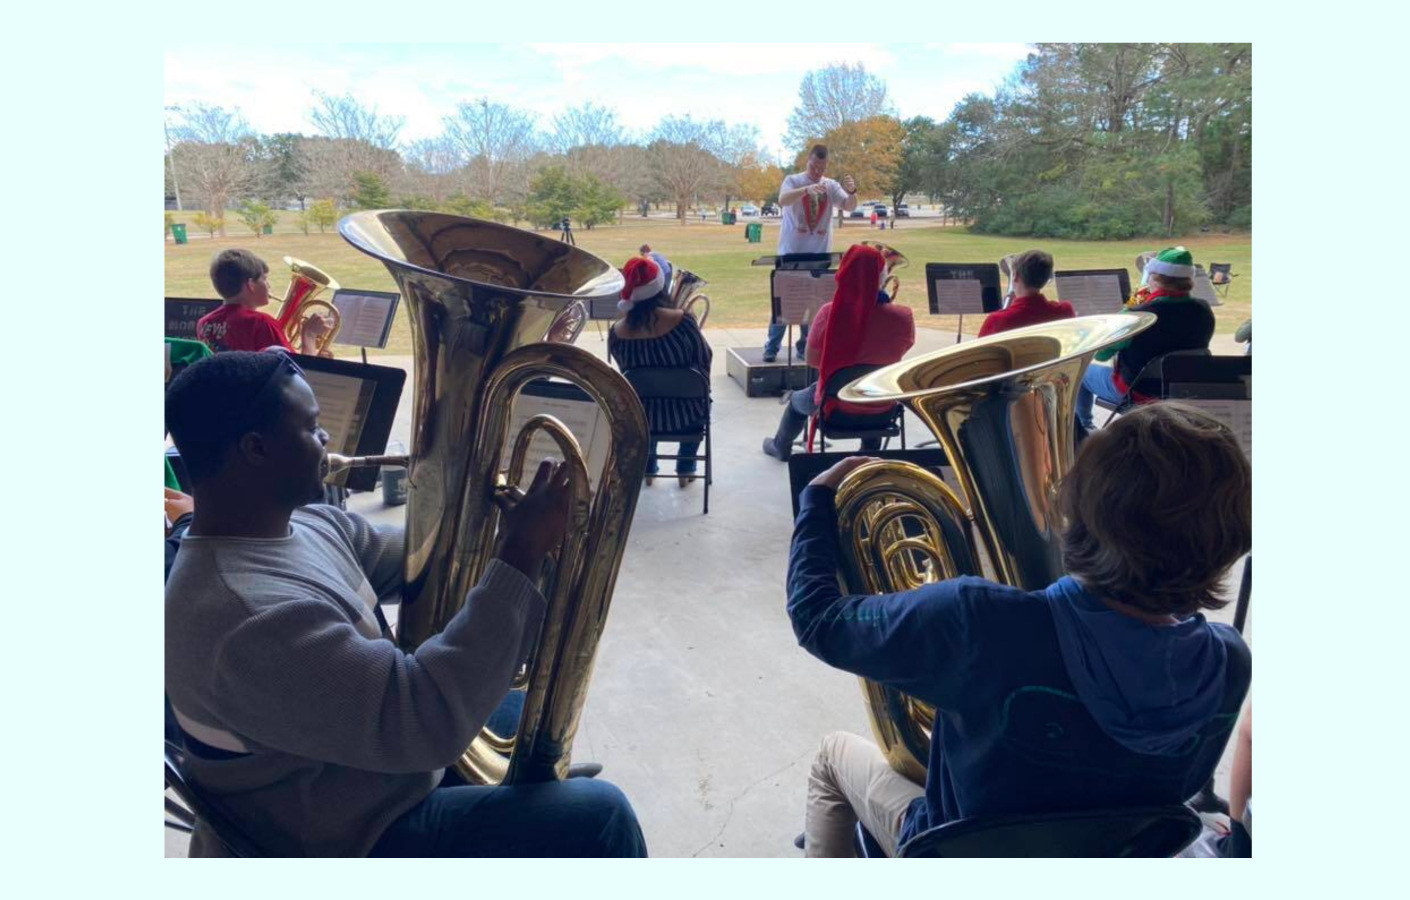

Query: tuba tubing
338;210;647;784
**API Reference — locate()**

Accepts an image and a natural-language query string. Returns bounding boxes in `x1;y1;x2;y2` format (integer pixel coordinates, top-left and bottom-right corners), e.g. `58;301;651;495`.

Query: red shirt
978;293;1076;338
807;300;915;415
196;303;293;354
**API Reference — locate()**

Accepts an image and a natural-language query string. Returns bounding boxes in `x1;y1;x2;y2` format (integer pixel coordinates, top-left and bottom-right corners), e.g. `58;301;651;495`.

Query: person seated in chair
1076;246;1215;435
762;243;914;461
197;249;330;356
607;255;712;487
164;351;647;857
979;249;1075;338
787;403;1251;857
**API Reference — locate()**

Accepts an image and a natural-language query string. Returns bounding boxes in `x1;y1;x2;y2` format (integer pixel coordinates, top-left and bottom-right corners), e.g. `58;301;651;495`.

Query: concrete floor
165;324;1251;858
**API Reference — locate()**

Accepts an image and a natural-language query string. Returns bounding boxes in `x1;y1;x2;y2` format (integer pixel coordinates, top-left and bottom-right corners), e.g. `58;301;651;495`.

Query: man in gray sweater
164;350;647;857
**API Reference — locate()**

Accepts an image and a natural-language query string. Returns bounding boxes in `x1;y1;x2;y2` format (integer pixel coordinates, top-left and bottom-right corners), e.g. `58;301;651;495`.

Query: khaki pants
804;731;926;857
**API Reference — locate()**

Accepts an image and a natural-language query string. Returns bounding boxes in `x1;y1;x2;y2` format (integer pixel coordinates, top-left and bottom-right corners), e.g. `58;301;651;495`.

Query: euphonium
830;314;1157;783
669;268;711;326
276;256;343;355
859;240;907;301
338;211;648;784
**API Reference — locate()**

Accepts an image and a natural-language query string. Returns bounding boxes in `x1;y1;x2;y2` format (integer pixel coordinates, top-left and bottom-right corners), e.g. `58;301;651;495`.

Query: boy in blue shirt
788;403;1252;856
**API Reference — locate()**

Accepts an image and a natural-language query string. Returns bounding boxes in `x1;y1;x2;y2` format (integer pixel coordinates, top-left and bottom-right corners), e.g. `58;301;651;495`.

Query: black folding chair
808;364;906;454
1093;349;1212;426
855;804;1201;857
1208;262;1236;299
621;368;713;514
164;739;269;857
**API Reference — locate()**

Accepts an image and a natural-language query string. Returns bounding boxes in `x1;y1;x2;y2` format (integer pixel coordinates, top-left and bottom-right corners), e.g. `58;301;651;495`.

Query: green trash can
170;223;188;245
262;224;274;235
745;222;762;243
721;211;736;225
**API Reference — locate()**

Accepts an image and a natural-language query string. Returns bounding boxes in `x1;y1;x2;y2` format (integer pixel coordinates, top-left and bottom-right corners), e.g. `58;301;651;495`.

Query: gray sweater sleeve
313;506;406;602
209;560;545;774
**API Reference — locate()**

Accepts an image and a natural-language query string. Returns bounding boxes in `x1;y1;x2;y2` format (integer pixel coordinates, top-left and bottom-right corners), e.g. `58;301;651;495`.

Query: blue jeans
369;689;646;857
1076;363;1127;429
647;440;701;475
369;772;648;857
764;321;809;357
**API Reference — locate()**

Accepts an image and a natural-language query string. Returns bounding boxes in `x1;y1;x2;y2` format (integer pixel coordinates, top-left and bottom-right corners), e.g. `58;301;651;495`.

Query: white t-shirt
778;172;850;255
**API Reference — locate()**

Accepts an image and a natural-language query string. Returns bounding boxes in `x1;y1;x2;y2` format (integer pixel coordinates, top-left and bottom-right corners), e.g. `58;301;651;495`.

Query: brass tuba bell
338;211;648;785
275;256;342;355
858;240;908;301
829;314;1157;783
668;268;712;326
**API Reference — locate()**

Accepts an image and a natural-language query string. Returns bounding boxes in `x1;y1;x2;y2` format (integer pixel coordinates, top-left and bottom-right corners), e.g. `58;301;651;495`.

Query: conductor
764;144;858;362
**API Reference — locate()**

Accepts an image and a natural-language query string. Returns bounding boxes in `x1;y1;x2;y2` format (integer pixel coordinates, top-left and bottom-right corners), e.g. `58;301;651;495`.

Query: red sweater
978;294;1076;338
807;300;915;415
197;304;294;354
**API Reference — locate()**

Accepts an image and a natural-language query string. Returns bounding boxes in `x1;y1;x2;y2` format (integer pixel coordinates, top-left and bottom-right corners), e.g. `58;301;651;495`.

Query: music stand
330;288;401;364
292;356;407;492
164;297;223;341
1052;269;1132;316
767;253;838;368
924;263;1003;342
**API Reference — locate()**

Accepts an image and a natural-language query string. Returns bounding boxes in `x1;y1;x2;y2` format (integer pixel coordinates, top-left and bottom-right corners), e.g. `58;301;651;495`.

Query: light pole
164;105;183;211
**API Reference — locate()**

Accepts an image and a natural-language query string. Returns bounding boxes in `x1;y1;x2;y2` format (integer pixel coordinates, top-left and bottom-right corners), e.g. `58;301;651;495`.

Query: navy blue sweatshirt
788;485;1250;846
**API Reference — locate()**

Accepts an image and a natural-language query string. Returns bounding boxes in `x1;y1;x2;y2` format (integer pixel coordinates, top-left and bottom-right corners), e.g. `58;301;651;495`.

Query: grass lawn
165;214;1251;358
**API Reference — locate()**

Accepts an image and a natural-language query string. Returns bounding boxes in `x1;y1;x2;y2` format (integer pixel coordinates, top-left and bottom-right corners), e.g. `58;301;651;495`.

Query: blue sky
164;43;1033;160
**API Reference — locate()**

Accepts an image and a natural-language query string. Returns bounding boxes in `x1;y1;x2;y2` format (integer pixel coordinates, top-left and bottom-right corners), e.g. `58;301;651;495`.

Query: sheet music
505;389;609;491
1186;399;1252;459
773;270;833;324
588;296;621;321
301;370;373;458
1054;274;1126;316
332;291;398;348
931;278;986;315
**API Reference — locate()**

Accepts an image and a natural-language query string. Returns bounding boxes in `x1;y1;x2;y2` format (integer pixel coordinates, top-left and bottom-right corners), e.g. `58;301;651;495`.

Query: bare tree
549;101;626;154
401;136;463;203
169;103;258;234
714;123;764;211
785;63;893;154
309;91;405;150
648;116;726;222
443;98;539;203
300;136;402;206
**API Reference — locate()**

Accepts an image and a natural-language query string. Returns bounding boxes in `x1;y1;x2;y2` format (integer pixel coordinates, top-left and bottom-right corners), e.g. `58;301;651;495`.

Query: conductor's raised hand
496;459;575;578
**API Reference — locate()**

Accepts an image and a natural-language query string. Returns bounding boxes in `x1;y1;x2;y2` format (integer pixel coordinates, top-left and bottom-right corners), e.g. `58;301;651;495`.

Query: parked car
740;204;760;217
895;203;910;218
874;205;889;218
849;209;867;218
762;203;779;216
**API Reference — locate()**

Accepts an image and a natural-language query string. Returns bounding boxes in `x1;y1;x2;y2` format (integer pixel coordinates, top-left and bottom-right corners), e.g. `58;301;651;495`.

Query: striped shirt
607;313;713;433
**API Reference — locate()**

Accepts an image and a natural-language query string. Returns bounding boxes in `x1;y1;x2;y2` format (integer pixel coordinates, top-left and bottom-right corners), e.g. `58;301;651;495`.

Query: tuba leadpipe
277;256;343;355
324;453;410;476
830;314;1158;783
338;211;648;785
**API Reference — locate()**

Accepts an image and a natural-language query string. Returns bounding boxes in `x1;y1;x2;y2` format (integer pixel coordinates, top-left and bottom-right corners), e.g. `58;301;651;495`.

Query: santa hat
618;256;666;312
1144;246;1195;279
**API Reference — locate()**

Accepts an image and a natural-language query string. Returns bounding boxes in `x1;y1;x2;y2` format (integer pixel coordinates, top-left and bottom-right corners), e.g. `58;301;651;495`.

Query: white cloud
530;42;894;79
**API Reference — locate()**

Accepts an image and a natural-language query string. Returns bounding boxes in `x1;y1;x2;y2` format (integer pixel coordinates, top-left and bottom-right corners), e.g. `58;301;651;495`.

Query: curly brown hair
1060;403;1251;616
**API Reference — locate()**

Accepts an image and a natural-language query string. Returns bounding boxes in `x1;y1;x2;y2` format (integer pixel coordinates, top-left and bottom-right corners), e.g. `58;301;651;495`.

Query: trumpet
859;240;907;301
275;256;342;355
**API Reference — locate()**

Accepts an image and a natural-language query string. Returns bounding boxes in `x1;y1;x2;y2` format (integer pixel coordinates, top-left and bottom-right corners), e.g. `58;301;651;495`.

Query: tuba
859;240;907;301
276;256;342;355
338;211;648;784
668;268;711;326
829;314;1157;783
